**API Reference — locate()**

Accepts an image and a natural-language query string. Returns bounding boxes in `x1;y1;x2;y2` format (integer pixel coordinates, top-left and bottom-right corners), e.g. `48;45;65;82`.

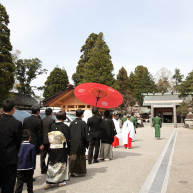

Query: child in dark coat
15;130;36;193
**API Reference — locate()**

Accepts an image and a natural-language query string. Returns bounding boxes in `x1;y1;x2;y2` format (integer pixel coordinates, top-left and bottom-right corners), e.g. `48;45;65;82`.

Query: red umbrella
74;83;123;108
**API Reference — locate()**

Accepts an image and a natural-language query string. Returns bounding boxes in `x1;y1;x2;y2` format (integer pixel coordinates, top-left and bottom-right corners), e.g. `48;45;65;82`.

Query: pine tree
116;67;129;94
43;67;69;98
72;33;98;86
116;67;135;108
81;32;115;87
178;70;193;98
128;65;157;105
0;4;14;102
172;68;184;92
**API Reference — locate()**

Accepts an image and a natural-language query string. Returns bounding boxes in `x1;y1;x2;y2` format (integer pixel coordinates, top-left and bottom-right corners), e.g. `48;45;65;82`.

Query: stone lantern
131;102;144;127
184;102;193;128
132;102;141;119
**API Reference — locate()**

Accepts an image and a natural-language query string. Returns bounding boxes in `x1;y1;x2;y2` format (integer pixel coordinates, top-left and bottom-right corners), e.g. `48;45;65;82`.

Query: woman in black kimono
99;110;116;161
44;111;70;190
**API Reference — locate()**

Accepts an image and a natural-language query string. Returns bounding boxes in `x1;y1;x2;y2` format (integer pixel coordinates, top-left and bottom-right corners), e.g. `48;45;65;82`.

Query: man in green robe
152;114;162;139
130;113;137;134
121;112;127;127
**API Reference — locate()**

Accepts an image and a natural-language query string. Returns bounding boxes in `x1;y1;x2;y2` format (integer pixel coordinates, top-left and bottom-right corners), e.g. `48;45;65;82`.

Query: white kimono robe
113;118;121;139
121;120;135;145
82;109;92;157
82;109;92;122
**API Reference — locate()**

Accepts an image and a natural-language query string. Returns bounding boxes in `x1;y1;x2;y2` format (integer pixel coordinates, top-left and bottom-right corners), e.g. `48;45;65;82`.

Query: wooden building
10;93;38;110
143;92;183;128
43;85;91;112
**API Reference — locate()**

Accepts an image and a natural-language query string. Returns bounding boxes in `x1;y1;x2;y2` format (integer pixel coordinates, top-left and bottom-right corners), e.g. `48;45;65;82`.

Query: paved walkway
22;123;193;193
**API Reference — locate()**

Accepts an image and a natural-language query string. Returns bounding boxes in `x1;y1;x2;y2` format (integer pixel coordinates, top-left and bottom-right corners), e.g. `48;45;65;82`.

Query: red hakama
112;136;119;147
124;132;132;148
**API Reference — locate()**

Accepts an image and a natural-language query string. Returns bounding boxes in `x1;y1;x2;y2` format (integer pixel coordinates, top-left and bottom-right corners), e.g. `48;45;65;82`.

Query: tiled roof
10;93;38;107
143;93;183;106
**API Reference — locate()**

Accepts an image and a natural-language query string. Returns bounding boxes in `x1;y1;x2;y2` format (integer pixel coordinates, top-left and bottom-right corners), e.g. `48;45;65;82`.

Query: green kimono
152;116;162;138
121;116;127;125
130;116;137;133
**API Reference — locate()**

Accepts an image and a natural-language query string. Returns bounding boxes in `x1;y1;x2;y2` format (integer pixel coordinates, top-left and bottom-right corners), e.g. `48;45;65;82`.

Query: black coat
87;114;102;139
0;114;23;165
42;116;55;145
23;115;43;150
101;117;116;144
69;118;89;155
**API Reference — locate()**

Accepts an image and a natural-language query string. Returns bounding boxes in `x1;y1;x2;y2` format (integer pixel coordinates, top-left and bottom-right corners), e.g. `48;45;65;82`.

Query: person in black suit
0;99;22;193
87;107;102;164
15;130;36;193
23;106;44;153
40;108;55;174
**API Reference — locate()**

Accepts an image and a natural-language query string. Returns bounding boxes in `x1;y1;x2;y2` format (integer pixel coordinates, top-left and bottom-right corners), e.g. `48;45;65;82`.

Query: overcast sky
1;0;193;96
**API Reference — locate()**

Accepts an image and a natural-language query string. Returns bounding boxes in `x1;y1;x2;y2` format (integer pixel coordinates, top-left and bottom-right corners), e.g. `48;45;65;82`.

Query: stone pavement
21;123;193;193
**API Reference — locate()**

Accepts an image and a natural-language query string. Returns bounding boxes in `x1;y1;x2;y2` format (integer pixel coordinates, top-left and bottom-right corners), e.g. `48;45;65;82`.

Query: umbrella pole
96;90;101;107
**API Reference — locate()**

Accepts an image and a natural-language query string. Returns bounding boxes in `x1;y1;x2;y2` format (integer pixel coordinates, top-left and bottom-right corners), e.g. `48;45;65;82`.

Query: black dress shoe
41;171;47;174
94;160;99;163
88;162;92;164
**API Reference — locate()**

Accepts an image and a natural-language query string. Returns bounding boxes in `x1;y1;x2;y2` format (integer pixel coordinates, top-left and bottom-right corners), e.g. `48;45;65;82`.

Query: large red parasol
74;83;123;108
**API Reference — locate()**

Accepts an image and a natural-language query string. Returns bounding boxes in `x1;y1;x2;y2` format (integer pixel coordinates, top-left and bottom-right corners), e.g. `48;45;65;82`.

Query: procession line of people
0;99;142;193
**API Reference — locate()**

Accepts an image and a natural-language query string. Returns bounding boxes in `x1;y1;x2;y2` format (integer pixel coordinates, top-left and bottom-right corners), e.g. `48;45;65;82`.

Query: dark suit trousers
15;169;34;193
88;138;100;163
40;144;50;173
0;164;17;193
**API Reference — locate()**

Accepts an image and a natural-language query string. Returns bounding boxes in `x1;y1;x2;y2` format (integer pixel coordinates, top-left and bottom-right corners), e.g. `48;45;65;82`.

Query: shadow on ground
113;149;142;159
28;166;108;193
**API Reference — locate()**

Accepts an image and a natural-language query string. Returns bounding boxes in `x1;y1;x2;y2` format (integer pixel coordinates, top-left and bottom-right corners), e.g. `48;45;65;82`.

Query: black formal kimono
46;121;70;184
99;117;116;160
69;118;89;175
101;117;116;144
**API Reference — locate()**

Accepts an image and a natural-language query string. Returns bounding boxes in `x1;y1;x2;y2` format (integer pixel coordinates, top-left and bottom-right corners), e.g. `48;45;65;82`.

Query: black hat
92;107;98;114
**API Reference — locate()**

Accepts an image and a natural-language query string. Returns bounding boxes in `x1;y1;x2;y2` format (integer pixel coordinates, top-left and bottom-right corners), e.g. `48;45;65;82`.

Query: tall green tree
172;68;184;92
15;58;47;95
116;67;135;108
128;65;157;105
0;4;14;102
72;33;98;86
43;67;69;98
178;70;193;98
80;32;115;87
116;67;129;94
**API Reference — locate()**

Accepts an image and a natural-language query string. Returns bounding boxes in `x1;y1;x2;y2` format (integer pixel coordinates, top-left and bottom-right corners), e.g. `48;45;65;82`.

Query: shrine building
43;85;91;112
142;92;183;128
